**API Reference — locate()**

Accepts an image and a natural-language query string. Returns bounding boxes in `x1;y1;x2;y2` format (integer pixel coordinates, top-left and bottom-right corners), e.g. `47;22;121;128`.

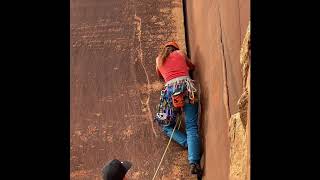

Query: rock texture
70;0;196;179
184;0;250;179
70;0;250;179
229;22;250;180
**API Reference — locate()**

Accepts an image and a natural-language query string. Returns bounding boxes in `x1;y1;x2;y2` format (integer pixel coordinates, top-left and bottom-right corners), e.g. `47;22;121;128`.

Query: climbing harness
154;76;197;126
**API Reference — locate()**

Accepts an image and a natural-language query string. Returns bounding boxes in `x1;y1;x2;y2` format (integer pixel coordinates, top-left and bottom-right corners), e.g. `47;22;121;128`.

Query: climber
154;41;202;176
102;159;132;180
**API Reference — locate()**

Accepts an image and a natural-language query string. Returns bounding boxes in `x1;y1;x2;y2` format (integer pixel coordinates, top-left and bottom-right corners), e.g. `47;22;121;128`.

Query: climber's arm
179;50;195;71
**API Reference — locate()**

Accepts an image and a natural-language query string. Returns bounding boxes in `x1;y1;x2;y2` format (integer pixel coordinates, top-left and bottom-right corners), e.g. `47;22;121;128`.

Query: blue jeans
162;102;201;164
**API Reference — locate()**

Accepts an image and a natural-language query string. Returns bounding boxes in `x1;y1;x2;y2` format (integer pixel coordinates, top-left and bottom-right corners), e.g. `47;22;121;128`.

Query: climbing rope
151;114;182;180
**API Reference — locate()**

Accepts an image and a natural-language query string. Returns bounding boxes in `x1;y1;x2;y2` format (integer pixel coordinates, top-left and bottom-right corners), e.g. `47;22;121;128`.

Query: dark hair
157;45;179;66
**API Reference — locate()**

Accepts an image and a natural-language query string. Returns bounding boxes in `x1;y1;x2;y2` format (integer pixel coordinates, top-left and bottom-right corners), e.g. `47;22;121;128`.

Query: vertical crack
134;10;157;137
217;4;231;120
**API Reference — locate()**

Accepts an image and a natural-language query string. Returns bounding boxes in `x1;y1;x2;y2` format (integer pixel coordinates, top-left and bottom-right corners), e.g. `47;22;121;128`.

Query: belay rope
151;114;182;180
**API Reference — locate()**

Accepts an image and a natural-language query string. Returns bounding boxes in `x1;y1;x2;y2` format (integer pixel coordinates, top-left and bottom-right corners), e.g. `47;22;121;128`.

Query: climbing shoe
190;163;202;175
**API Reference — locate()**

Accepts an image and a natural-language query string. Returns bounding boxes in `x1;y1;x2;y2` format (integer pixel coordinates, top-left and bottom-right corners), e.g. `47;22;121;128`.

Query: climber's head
102;159;132;180
164;41;179;50
157;41;179;66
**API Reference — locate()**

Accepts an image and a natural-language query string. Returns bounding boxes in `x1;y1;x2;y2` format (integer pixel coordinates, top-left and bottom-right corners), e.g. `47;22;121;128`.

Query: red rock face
185;0;250;179
71;0;197;179
70;0;249;179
